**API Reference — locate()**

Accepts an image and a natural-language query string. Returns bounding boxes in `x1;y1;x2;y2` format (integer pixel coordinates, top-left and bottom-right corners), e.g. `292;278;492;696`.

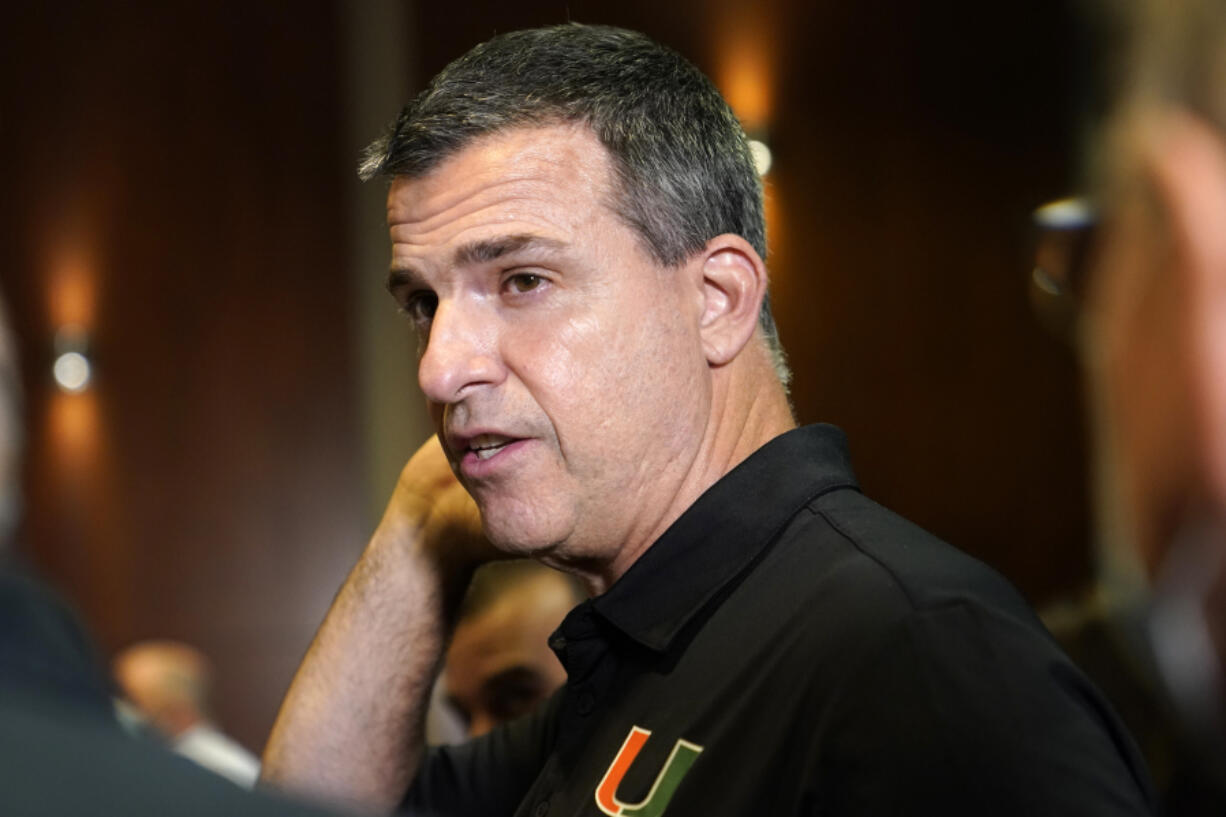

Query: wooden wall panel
1;0;364;751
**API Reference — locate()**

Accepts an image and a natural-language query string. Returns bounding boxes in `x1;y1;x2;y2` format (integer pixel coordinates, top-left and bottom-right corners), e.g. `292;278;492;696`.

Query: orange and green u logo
594;726;703;817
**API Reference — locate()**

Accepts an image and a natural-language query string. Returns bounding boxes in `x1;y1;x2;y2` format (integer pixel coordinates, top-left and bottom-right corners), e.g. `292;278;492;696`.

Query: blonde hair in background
1086;0;1226;192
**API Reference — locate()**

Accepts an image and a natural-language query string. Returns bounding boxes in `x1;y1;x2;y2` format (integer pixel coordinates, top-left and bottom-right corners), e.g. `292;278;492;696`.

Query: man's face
1083;163;1197;576
442;571;574;737
386;124;712;575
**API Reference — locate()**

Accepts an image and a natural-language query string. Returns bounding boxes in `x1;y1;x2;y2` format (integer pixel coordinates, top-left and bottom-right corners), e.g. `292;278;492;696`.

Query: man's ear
696;234;768;367
1144;111;1226;509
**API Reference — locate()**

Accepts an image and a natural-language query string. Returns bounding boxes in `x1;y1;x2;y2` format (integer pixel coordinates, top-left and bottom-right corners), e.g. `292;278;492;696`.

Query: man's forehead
385;123;614;226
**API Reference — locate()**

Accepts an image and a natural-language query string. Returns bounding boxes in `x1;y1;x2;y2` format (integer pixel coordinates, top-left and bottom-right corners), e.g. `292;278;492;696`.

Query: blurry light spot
748;139;772;176
1032;267;1063;296
54;351;91;393
1033;197;1094;230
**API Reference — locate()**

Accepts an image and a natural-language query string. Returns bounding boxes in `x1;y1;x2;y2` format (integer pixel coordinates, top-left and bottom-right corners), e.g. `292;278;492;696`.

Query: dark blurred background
0;0;1090;752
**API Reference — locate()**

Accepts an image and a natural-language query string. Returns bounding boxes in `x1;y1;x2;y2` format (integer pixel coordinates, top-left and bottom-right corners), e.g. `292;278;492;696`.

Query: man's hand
376;435;497;576
262;435;499;813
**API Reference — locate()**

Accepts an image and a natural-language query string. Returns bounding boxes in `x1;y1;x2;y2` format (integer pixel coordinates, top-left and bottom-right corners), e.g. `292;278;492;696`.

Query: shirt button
534;800;550;817
577;691;595;715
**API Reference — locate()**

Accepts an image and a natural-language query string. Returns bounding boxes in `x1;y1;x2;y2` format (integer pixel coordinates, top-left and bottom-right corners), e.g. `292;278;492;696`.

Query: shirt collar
591;424;859;653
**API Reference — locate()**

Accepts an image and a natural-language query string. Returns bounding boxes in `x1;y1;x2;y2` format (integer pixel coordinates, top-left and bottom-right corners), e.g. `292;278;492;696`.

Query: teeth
470;434;508;448
469;434;512;460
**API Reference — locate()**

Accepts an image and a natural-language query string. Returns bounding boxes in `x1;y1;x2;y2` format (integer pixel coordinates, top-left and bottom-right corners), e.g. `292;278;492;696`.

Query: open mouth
469;434;515;460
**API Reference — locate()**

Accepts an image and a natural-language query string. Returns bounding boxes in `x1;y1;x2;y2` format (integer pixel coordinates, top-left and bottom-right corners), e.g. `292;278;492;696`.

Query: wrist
367;514;477;611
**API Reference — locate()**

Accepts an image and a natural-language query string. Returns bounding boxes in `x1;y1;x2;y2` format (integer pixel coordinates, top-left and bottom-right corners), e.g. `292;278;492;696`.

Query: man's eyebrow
386;234;566;293
453;234;565;268
386;265;423;294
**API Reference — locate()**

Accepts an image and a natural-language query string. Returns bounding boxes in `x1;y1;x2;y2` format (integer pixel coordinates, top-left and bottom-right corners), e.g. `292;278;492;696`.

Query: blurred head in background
440;561;583;738
1078;0;1226;718
1081;0;1226;583
113;640;215;739
113;639;261;787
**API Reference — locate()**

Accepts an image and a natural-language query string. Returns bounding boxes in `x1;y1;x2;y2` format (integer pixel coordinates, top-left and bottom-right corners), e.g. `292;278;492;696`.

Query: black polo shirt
405;425;1155;816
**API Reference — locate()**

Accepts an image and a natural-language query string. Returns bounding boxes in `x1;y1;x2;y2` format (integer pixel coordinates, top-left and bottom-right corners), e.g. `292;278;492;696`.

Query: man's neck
580;362;795;595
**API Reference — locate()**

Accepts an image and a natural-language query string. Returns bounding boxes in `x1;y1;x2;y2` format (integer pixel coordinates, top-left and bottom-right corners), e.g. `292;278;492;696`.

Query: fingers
380;434;500;571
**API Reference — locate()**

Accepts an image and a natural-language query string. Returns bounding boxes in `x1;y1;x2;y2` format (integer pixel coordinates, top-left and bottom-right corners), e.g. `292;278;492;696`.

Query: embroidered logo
594;726;703;817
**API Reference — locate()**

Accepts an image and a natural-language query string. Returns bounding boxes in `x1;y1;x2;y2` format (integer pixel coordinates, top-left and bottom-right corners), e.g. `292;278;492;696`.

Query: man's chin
481;521;566;562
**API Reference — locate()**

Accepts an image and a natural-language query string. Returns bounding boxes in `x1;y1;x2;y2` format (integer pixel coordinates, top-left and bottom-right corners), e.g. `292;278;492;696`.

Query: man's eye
486;677;547;722
504;273;544;294
402;292;438;323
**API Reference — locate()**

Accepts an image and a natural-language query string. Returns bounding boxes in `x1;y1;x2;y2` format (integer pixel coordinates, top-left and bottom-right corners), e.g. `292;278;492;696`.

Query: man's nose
417;299;502;404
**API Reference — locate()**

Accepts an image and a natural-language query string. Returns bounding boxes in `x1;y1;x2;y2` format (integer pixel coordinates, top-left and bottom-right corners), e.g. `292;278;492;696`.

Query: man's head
363;24;786;385
442;560;583;738
371;25;794;586
112;640;214;739
1078;0;1226;580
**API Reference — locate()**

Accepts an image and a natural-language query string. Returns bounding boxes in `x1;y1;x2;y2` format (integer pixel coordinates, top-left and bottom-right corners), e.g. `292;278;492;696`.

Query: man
1079;0;1226;630
1034;0;1226;811
263;24;1154;816
114;639;262;787
435;561;584;741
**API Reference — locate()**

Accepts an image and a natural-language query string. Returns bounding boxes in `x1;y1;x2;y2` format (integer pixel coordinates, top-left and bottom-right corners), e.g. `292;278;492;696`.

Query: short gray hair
361;23;790;386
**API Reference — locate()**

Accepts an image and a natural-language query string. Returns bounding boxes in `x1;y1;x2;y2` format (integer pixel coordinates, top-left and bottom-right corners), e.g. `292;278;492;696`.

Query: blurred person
0;301;351;813
264;23;1154;817
434;561;584;741
113;639;261;787
1031;0;1226;812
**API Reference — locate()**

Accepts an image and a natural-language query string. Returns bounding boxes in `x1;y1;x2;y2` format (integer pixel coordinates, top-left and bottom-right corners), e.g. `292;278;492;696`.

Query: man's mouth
468;434;515;460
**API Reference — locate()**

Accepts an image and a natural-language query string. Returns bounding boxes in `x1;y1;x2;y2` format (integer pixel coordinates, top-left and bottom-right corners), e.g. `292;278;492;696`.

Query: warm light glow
714;15;777;176
53;351;91;393
717;27;774;133
48;386;101;471
48;243;97;330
